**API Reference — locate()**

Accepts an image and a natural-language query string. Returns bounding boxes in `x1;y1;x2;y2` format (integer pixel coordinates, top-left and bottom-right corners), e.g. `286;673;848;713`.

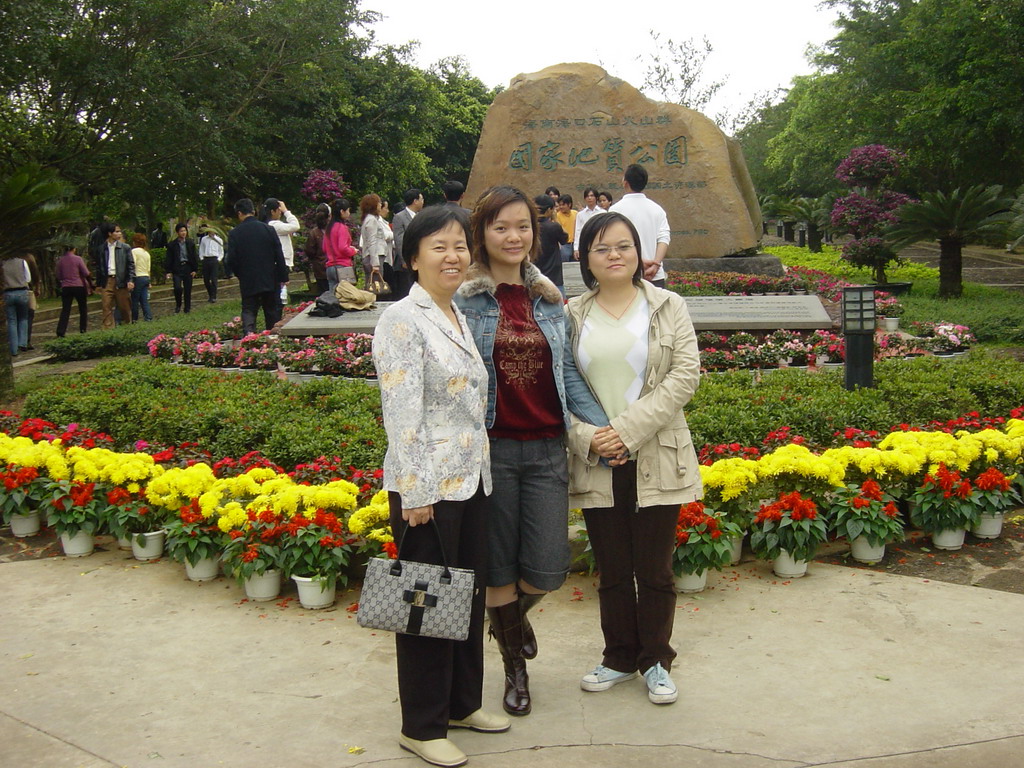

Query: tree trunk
783;221;795;242
807;225;823;253
938;237;963;299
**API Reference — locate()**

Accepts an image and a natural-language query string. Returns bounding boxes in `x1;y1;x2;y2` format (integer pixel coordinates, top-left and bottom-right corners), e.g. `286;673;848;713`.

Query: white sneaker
643;662;678;704
580;664;637;692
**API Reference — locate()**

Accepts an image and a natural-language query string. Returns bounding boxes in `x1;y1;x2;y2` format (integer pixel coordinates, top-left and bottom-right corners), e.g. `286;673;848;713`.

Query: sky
365;0;842;123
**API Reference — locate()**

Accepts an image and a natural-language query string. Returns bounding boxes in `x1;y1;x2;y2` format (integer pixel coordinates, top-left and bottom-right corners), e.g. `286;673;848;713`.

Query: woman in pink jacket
322;198;358;292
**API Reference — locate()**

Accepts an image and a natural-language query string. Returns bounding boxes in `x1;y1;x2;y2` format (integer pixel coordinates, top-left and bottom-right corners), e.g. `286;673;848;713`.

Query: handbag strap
390;518;454;583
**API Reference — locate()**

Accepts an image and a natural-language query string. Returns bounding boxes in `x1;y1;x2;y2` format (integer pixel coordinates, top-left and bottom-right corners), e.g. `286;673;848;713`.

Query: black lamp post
842;286;876;390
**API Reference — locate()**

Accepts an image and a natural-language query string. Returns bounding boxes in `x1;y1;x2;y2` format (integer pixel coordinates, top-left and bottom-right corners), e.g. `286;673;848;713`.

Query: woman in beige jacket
563;211;702;707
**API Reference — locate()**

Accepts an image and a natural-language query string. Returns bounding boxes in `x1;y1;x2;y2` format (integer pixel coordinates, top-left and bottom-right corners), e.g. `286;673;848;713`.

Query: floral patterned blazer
372;282;492;509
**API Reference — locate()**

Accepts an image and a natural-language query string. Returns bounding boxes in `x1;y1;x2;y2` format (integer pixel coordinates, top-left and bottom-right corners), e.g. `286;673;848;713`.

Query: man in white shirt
610;164;670;287
199;227;225;302
573;186;605;260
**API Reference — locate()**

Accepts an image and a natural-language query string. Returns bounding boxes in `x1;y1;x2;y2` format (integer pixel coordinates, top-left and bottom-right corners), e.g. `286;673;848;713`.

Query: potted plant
672;502;743;593
49;480;105;556
830;479;905;563
968;467;1021;540
749;491;829;578
0;464;44;537
699;457;763;565
147;334;181;362
929;323;975;356
874;294;904;331
164;500;230;581
221;510;286;601
278;509;355;608
700;347;736;373
103;485;170;561
909;464;978;550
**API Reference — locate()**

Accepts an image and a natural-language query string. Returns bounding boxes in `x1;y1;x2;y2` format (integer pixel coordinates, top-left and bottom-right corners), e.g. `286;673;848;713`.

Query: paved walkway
2;544;1022;767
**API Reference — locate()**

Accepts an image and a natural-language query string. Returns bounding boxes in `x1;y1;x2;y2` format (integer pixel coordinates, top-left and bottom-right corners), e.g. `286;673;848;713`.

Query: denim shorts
487;435;570;590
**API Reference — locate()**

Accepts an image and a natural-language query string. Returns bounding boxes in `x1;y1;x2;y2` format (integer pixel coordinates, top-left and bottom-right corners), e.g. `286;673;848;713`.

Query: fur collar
458;262;563;304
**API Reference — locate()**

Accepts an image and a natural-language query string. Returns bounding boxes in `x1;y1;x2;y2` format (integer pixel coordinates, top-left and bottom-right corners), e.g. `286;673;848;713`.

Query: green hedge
41;301;245;361
22;359;386;469
22;352;1024;467
687;350;1024;448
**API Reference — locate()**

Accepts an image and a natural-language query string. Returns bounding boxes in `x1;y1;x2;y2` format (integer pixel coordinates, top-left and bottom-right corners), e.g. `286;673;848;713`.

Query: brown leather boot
518;593;543;660
486;602;531;716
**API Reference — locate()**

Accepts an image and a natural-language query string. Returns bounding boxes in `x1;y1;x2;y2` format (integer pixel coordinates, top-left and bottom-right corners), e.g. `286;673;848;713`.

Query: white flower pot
117;535;133;550
673;570;708;594
772;549;808;578
185;556;220;582
292;575;337;609
60;531;95;557
9;510;41;538
850;536;886;564
932;528;966;551
883;317;900;332
970;513;1004;540
131;530;166;562
244;569;282;602
728;533;745;566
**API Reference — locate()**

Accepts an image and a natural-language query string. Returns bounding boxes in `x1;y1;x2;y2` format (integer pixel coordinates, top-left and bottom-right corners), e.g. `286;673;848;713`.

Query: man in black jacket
226;198;289;334
94;222;136;329
164;223;199;314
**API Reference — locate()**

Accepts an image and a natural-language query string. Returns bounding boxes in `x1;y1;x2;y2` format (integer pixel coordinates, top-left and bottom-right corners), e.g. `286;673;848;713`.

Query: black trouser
172;272;193;313
202;258;219;301
240;290;282;334
391;268;413;301
389;486;489;741
582;463;678;675
56;286;89;336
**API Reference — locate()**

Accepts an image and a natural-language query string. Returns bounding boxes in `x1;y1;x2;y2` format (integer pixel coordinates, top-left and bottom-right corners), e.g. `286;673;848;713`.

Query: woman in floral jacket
371;206;509;768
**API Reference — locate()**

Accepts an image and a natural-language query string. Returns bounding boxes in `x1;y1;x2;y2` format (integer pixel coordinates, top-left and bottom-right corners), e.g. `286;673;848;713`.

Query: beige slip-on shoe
448;708;511;733
398;735;468;767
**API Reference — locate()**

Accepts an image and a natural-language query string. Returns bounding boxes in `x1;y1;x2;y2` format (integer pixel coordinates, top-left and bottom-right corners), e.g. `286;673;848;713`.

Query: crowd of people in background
6;167;667;354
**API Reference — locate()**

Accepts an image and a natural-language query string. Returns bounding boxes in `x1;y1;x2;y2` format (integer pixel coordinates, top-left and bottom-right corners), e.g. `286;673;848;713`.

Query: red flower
383;541;398;559
860;479;883;501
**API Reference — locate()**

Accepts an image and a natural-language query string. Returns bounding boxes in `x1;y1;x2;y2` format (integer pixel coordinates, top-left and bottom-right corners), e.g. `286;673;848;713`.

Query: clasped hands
591;425;628;467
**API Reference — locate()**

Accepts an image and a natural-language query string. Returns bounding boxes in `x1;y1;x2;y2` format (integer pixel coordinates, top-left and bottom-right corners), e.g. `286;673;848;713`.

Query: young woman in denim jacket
455;185;608;718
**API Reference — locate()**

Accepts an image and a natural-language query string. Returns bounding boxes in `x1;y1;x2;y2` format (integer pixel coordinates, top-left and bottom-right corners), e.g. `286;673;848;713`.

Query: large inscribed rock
465;63;762;259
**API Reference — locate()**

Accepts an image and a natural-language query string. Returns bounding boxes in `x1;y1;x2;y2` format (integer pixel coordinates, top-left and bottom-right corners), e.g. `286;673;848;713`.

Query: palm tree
779;196;831;253
886;185;1013;299
0;164;82;399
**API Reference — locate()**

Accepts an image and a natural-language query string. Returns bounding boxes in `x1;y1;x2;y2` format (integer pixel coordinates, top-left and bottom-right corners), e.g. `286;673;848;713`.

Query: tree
830;145;913;284
0;165;82;399
744;0;1024;198
779;197;831;252
886;185;1013;298
640;32;726;112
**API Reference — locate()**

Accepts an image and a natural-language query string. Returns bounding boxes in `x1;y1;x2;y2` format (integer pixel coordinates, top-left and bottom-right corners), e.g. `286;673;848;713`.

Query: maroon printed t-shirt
490;283;563;440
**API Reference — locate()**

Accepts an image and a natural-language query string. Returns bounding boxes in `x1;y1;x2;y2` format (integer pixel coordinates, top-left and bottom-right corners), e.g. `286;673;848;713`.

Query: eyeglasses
590;243;635;258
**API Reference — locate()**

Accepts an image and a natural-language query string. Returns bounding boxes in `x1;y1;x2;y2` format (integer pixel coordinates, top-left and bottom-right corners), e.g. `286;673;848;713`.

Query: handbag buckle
411;589;426;607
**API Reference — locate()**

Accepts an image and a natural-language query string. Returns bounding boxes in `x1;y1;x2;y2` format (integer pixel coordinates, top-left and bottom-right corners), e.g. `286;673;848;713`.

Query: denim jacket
455;263;608;431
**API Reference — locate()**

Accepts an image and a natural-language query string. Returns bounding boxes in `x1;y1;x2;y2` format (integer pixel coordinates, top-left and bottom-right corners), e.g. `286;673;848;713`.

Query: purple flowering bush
835;145;906;188
830;145;914;284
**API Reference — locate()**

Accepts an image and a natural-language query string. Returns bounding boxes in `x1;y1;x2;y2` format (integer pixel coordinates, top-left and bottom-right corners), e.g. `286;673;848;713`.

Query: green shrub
21;352;1024;468
22;360;386;469
688;351;1024;447
41;301;244;361
765;245;939;282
